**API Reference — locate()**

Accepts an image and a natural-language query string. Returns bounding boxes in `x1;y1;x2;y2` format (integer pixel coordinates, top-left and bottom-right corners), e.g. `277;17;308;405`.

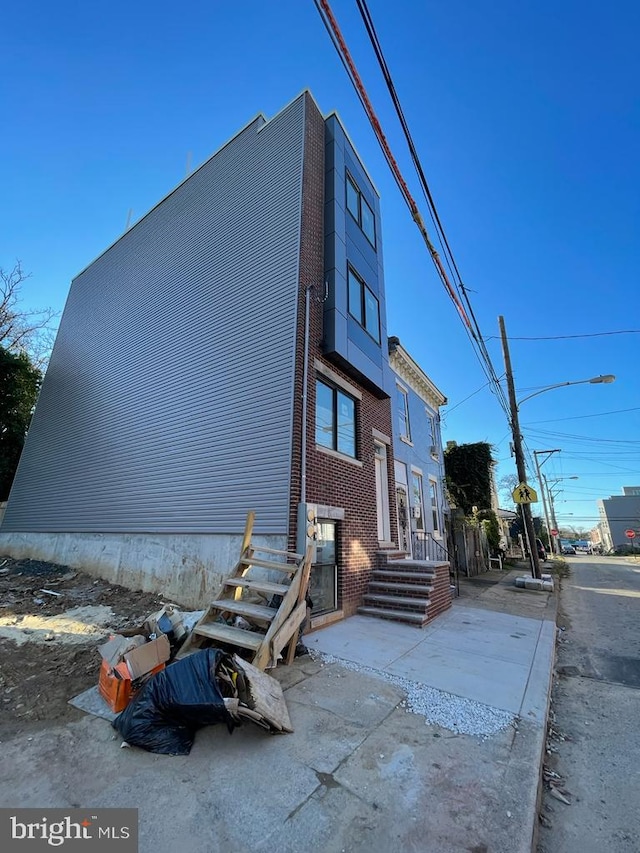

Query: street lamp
499;314;615;579
517;375;615;407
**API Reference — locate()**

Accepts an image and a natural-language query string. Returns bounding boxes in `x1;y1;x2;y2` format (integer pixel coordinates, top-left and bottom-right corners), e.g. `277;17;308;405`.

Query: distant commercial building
597;486;640;551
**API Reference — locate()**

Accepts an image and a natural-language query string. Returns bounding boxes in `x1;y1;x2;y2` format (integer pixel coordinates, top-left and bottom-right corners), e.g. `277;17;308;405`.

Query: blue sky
2;1;639;533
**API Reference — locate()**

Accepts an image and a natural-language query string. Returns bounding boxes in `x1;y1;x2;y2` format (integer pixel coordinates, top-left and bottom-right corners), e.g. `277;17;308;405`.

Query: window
346;175;359;221
348;266;380;342
411;471;424;531
429;480;440;533
426;412;438;456
396;385;411;442
315;379;356;458
346;172;376;247
426;413;435;445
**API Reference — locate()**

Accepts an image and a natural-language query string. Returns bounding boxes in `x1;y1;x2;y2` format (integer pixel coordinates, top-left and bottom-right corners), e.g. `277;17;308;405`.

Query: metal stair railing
412;532;459;597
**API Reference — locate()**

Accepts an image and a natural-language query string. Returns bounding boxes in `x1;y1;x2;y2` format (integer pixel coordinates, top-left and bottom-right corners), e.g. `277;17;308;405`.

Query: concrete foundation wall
0;531;287;609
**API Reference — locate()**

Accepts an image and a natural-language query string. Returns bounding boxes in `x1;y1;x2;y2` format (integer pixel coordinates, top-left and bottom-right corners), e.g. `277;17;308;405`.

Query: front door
374;442;391;542
310;521;338;615
396;486;411;555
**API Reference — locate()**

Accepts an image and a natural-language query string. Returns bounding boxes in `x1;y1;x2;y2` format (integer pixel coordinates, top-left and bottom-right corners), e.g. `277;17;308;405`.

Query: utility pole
533;449;560;555
534;453;554;554
543;474;561;545
499;316;541;579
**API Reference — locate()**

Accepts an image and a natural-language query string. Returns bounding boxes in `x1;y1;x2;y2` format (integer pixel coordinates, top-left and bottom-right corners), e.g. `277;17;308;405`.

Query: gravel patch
312;651;515;737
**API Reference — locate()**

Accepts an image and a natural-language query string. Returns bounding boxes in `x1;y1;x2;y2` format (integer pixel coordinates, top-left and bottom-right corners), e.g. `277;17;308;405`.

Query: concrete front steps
358;555;452;627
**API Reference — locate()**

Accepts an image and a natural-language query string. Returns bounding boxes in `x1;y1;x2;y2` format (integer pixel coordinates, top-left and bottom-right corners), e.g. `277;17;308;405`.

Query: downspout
300;285;312;505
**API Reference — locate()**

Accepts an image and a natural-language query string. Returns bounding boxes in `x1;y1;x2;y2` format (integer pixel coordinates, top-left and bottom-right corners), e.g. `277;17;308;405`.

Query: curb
529;584;559;851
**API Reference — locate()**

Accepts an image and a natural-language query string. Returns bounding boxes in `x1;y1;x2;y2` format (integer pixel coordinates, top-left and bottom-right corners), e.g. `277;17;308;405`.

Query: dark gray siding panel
323;115;391;397
3;97;308;534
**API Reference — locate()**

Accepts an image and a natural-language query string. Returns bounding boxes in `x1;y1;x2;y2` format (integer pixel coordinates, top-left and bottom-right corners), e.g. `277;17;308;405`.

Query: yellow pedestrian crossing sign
512;482;538;504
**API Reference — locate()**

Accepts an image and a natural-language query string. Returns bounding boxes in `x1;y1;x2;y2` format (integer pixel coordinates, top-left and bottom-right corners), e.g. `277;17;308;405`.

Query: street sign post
625;529;636;539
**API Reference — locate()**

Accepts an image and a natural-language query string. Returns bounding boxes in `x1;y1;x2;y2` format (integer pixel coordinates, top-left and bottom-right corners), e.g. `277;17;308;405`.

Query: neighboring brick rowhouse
288;95;396;617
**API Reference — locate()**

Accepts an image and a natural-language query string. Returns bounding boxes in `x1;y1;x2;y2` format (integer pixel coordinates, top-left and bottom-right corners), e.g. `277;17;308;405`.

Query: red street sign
550;529;558;536
625;529;636;539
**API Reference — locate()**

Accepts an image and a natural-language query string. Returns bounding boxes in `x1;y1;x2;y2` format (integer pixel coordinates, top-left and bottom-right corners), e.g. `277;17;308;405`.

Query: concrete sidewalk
0;566;556;853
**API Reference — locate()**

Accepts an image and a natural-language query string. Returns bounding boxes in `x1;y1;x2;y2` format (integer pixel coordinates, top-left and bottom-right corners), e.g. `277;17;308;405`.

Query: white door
374;442;391;542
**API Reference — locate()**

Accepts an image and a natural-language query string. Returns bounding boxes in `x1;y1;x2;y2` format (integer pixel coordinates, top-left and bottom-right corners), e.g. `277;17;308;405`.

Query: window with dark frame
346;172;376;247
347;266;380;343
429;480;440;532
396;385;411;442
315;378;357;458
412;471;425;531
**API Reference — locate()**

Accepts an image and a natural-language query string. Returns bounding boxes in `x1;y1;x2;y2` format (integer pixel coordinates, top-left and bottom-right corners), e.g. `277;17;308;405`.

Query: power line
522;406;640;425
524;428;640;445
485;330;640;341
443;376;503;415
312;0;512;423
351;0;511;422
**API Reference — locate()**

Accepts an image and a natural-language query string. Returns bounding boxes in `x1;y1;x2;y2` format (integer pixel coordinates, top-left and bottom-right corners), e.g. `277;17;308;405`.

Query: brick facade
288;94;396;618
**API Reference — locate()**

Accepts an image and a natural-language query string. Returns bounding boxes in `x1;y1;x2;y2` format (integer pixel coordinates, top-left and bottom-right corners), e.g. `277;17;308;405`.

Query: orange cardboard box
98;659;165;713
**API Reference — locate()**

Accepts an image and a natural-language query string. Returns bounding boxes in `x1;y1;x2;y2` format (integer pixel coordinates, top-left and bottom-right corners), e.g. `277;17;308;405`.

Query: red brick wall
288;94;396;617
428;563;453;621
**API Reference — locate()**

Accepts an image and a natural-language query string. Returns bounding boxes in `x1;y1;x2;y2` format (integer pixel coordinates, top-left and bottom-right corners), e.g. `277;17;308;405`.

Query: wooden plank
225;577;289;596
252;566;303;670
240;512;255;556
208;599;278;623
194;622;264;651
233;654;293;733
284;547;313;665
271;600;307;664
240;557;298;573
252;546;304;560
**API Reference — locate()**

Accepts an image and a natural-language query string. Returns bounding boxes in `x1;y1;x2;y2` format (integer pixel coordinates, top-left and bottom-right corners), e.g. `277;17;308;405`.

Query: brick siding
288;94;396;617
428;563;453;620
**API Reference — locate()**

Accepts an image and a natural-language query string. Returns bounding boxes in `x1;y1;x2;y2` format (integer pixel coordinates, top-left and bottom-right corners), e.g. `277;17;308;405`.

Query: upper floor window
429;479;440;532
346;173;376;247
315;379;356;458
396;385;411;442
411;471;425;531
426;413;435;445
348;266;380;343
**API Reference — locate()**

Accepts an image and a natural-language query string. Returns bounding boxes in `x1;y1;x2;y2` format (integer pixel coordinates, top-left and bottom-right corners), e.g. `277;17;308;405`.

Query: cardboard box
98;659;165;713
124;634;171;679
97;634;171;713
98;634;146;668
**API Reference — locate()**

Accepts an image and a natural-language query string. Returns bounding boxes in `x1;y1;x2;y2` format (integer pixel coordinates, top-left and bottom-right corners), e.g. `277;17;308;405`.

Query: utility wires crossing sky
313;0;511;423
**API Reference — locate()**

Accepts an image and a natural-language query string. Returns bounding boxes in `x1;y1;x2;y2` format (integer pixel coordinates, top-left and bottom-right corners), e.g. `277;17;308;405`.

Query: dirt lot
0;556;168;741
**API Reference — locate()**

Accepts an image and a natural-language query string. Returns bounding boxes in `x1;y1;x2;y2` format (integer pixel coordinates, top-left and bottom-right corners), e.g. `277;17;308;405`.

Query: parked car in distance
562;545;576;555
536;539;547;561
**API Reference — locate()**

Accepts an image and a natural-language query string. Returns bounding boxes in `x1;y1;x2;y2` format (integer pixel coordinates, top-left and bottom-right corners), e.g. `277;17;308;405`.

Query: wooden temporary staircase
178;512;313;670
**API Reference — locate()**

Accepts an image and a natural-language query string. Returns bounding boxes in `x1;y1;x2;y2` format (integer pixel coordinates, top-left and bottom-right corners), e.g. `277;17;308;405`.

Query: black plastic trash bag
112;648;234;755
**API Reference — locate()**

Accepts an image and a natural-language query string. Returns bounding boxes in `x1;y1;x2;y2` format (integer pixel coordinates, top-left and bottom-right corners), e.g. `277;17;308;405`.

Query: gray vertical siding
3;96;308;534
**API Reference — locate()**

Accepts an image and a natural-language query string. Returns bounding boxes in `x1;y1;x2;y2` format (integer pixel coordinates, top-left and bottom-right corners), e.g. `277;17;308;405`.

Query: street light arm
517;375;615;407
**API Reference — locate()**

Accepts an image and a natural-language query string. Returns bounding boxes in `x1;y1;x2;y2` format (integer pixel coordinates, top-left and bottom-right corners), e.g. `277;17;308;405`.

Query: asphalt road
537;555;640;853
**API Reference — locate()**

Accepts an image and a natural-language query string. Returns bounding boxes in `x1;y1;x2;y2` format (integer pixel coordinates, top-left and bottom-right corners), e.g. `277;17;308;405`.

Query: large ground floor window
310;521;338;615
